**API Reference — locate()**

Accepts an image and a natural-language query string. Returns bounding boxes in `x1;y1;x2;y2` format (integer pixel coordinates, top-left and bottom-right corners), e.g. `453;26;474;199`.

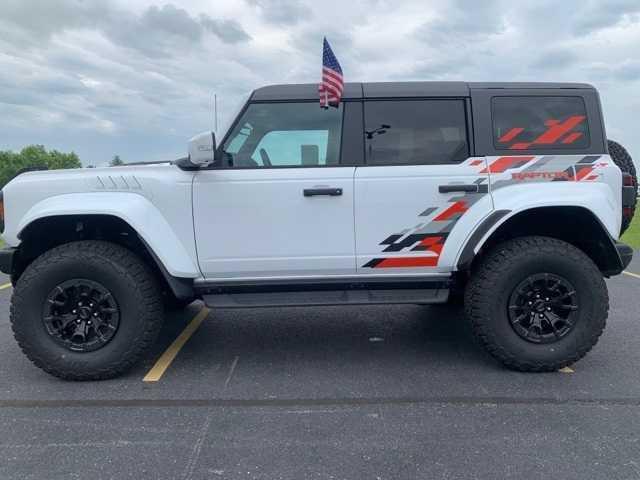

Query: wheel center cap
78;307;92;320
533;299;546;312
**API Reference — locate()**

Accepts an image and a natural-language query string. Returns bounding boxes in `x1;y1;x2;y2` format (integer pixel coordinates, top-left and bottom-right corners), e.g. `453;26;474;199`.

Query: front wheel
11;241;164;380
465;236;608;372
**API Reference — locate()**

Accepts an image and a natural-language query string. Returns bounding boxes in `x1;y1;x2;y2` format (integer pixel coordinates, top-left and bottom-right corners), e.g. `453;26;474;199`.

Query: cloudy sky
1;0;639;167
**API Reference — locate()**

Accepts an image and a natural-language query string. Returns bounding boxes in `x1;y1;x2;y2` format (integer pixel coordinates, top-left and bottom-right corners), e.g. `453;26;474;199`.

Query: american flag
318;37;343;108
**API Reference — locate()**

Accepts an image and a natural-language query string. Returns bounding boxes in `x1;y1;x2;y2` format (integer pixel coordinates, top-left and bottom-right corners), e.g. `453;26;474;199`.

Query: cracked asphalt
0;255;639;480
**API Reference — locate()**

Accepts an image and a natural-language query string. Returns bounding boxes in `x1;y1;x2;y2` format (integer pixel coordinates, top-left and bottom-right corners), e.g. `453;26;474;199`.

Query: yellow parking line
623;271;640;280
143;306;210;383
0;283;11;291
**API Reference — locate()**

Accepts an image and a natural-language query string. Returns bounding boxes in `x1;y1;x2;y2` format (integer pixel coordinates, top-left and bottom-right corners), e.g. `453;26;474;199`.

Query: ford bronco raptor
0;82;636;380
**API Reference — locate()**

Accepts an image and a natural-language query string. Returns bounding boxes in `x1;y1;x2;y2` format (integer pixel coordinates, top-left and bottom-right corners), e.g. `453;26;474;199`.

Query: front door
355;98;493;274
193;101;356;280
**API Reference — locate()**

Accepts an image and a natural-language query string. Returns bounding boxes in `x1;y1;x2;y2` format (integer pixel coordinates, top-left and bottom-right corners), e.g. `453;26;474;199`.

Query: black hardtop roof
251;81;595;101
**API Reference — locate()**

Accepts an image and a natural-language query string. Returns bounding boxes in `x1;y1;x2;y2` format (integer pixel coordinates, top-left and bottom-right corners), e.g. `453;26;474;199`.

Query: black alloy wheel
507;273;578;344
43;279;120;352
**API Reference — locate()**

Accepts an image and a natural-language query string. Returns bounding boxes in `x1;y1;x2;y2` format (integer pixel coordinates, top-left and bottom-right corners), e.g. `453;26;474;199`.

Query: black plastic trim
137;237;194;300
622;185;636;207
303;188;342;197
457;210;511;271
615;242;634;271
439;184;481;193
0;189;4;233
195;276;451;295
203;287;449;308
0;247;15;275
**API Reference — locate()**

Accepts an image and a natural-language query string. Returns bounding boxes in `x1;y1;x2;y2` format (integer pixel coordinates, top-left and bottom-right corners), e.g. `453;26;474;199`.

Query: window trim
361;97;472;167
211;99;355;170
490;95;591;151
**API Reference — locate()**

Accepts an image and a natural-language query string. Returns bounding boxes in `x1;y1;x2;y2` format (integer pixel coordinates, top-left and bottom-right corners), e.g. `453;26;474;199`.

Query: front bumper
615;241;634;271
0;247;15;275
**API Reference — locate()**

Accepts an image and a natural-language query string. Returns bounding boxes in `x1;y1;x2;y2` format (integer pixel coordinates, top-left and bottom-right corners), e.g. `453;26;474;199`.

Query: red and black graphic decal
362;154;606;270
481;156;535;173
363;233;448;268
498;116;586;151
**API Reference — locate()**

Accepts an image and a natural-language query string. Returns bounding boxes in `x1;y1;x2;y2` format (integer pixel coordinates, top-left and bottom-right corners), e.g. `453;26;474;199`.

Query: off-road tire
11;241;164;380
465;236;608;372
608;139;637;234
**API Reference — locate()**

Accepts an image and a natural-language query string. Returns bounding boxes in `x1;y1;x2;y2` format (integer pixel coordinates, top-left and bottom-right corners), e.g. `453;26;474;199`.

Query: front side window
221;102;343;168
363;99;469;165
492;96;590;151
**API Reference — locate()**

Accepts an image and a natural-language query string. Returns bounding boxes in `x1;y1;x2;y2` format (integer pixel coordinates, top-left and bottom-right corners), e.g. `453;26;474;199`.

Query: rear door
354;98;493;274
193;101;358;280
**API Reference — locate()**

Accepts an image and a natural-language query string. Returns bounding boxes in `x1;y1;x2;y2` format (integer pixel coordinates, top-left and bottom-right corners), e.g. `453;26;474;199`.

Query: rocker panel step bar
198;277;451;308
203;288;449;308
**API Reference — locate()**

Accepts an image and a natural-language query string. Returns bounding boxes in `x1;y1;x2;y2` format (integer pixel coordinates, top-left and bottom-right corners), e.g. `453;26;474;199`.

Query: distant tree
0;145;81;189
110;155;124;166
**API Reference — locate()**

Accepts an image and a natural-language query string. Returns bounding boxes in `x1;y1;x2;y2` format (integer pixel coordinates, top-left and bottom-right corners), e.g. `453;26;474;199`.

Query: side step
199;278;450;308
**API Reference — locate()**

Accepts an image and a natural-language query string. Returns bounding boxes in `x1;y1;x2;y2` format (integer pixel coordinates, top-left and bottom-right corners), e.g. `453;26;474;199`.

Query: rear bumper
615;241;634;272
0;247;15;275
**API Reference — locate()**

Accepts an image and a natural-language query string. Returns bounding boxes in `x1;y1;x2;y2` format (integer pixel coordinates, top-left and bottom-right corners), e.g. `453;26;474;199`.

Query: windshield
216;92;251;142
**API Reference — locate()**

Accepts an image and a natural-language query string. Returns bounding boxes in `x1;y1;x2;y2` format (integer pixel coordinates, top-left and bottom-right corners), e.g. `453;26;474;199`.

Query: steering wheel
259;148;272;167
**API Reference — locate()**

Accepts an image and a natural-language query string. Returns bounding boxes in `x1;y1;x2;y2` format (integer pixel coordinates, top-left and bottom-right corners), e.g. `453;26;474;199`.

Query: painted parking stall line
0;283;11;291
623;271;640;280
143;307;210;383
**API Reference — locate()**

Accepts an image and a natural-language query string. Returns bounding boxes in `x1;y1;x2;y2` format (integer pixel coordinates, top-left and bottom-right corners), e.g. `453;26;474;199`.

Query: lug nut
536;294;540;298
76;319;81;324
87;321;92;325
539;314;544;318
547;307;551;311
545;297;549;301
528;301;532;305
72;310;77;314
78;302;83;306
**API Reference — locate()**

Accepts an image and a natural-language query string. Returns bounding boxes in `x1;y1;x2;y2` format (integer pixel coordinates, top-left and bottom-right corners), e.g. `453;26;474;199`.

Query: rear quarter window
492;96;590;151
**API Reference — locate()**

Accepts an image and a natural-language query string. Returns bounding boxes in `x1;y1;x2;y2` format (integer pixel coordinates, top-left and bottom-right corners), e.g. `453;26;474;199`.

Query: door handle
303;188;343;197
438;184;479;193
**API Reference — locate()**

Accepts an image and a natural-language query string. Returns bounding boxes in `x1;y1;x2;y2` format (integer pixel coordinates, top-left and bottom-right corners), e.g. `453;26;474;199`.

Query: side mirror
188;131;216;166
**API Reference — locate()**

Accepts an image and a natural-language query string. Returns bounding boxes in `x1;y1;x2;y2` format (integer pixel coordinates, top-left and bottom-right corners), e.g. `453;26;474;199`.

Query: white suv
0;81;636;379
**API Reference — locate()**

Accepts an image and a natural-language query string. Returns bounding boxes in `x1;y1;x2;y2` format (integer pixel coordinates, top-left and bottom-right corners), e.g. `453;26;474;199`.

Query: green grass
621;212;640;249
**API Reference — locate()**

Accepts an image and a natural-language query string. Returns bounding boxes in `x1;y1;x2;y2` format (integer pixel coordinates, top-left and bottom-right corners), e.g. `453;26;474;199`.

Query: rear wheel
465;236;608;372
608;139;637;234
11;241;164;380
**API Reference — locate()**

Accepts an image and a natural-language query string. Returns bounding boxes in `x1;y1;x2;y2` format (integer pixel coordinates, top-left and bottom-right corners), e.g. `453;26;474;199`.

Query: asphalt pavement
0;256;639;480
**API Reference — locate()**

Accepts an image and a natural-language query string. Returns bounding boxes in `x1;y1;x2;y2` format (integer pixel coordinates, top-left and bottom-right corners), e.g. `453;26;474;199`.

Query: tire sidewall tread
465;236;608;372
10;241;164;381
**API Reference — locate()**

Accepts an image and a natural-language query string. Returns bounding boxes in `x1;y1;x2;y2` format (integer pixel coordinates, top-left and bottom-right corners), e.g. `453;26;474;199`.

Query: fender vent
93;175;143;190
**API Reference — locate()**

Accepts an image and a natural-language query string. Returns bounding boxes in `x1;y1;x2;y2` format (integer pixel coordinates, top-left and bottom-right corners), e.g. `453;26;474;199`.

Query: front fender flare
17;192;199;278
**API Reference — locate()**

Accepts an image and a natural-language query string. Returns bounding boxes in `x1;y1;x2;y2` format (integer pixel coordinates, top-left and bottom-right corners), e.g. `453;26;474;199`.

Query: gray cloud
530;48;579;71
246;0;313;25
0;0;638;169
0;1;251;55
573;0;640;35
415;0;506;44
200;16;252;44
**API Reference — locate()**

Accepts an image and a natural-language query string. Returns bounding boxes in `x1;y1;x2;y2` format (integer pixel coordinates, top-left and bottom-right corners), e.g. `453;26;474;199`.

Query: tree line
0;146;124;189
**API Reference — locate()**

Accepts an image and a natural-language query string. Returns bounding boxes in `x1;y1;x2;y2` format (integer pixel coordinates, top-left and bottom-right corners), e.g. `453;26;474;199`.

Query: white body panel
1;165;200;278
450;154;622;264
193;167;356;279
354;158;491;274
0;154;623;282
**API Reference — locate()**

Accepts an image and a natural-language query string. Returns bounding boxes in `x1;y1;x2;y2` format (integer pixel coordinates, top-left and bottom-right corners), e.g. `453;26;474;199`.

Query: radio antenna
213;93;218;133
